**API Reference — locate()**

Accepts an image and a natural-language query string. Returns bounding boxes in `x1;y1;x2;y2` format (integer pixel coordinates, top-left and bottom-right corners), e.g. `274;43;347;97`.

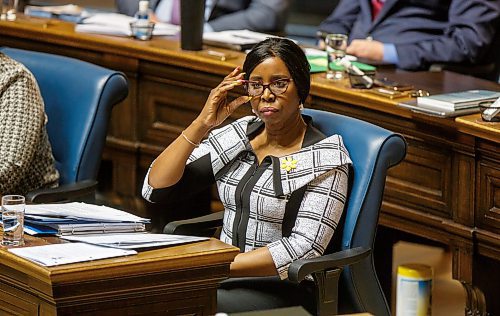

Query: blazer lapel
360;0;375;28
274;135;352;196
369;0;399;31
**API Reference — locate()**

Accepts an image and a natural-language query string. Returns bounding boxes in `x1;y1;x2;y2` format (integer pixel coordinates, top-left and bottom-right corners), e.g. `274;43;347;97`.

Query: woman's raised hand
196;67;252;129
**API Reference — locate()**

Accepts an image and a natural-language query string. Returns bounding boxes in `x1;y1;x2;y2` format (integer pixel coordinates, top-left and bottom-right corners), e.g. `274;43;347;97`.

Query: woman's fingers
222;68;245;84
219;79;244;91
201;68;247;127
228;95;252;110
223;66;241;80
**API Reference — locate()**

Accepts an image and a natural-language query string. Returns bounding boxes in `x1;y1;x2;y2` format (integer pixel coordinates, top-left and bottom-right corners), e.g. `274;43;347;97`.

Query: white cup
2;195;25;246
0;0;19;21
325;33;348;80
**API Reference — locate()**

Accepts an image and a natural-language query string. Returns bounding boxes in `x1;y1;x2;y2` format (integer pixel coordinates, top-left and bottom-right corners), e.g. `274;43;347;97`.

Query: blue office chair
163;109;406;315
0;47;128;203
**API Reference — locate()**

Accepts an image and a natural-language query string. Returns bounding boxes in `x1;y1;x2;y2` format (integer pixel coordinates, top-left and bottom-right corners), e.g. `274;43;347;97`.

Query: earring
252;108;257;115
299;103;304;110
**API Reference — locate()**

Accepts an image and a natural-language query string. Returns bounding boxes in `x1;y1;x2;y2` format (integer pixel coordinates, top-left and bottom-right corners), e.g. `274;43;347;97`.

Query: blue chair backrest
304;109;405;250
303;108;406;314
0;48;128;185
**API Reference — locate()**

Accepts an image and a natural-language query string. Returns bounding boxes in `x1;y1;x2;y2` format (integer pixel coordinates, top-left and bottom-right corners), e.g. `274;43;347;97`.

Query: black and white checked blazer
0;53;59;195
143;115;351;279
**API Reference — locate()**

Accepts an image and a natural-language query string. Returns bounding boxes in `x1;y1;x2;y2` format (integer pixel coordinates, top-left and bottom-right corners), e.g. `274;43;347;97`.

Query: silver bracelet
181;131;200;148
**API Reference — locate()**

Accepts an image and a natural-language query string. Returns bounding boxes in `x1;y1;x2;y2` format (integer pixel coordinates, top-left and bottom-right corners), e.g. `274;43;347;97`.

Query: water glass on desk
0;0;18;21
325;33;348;80
130;21;155;40
1;195;25;246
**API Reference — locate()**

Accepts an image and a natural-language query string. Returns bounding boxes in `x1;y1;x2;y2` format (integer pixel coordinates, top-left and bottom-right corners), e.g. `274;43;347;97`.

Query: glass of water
0;0;19;21
2;195;25;246
325;33;348;80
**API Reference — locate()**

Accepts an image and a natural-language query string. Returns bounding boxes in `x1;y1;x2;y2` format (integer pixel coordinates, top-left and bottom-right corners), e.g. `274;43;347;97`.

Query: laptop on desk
398;99;480;118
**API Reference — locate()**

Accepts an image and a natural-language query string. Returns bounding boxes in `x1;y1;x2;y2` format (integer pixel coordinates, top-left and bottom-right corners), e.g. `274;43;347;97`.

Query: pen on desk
338;57;374;87
206;50;227;61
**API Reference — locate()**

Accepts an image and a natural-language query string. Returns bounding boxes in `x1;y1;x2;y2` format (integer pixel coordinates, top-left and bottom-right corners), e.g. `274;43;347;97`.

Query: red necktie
171;0;181;25
371;0;384;20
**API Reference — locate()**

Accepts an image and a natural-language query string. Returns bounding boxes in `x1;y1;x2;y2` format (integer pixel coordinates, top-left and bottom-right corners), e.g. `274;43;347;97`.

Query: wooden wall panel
477;157;500;231
385;137;452;218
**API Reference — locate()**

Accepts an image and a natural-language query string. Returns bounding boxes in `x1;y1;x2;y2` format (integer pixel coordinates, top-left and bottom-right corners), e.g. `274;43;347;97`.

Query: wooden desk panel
0;236;238;315
1;15;500;314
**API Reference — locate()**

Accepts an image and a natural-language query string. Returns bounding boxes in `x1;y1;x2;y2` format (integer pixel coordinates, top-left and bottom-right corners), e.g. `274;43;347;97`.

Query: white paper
24;202;150;223
62;233;208;249
8;242;137;266
203;29;279;46
304;47;327;57
303;47;357;61
76;13;179;36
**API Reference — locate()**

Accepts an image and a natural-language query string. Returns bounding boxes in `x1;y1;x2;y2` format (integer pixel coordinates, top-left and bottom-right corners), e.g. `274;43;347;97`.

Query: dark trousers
217;276;315;314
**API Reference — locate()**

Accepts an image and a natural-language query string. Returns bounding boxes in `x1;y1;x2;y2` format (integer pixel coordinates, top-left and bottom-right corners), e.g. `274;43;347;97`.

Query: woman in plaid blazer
0;53;59;195
143;38;351;313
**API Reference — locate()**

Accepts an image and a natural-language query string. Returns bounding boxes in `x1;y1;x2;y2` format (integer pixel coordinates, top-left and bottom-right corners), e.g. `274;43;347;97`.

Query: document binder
23;202;150;236
416;90;500;111
398;99;480;118
25;221;146;236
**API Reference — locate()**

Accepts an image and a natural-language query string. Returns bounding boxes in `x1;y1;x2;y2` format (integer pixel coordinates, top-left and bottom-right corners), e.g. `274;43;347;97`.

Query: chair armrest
163;211;224;237
26;180;97;203
288;247;370;283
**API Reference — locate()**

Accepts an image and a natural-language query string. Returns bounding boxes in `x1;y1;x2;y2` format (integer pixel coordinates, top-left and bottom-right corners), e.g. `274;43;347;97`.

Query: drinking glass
325;33;348;80
0;0;19;21
2;195;25;246
130;21;155;40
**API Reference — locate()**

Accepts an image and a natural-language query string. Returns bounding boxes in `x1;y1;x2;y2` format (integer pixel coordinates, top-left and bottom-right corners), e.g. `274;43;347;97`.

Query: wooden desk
1;15;499;314
456;113;500;143
0;235;238;315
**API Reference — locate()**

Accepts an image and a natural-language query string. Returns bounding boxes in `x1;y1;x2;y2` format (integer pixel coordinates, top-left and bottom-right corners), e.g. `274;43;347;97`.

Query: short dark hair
243;38;310;104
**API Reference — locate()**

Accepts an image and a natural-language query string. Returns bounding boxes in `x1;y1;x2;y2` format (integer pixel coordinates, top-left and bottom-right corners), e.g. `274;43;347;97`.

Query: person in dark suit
317;0;500;71
116;0;290;33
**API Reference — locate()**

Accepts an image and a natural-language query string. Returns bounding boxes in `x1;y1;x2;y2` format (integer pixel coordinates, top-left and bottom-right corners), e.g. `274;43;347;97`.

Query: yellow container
396;264;433;316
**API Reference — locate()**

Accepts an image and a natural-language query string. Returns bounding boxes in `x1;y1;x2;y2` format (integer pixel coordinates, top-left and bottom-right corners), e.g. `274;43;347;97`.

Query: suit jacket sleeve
395;0;500;69
208;0;290;32
318;0;362;36
115;0;161;16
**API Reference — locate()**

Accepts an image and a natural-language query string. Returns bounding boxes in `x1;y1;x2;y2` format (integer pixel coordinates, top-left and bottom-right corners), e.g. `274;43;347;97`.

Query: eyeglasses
242;78;292;97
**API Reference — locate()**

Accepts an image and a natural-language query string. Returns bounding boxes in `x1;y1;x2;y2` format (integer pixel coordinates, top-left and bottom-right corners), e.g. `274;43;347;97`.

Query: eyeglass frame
241;78;293;97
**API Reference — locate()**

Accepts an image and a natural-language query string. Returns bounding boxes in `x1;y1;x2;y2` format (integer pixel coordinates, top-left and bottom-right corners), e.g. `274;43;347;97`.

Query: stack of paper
24;202;150;236
203;30;282;51
24;4;86;23
9;242;137;266
75;13;179;37
61;233;208;249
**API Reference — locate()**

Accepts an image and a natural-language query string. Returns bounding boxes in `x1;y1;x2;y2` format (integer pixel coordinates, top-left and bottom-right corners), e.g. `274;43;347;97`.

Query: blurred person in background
116;0;290;33
317;0;500;74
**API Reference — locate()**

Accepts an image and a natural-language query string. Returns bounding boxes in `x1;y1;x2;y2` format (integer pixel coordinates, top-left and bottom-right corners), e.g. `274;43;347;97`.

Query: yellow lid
398;264;433;279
